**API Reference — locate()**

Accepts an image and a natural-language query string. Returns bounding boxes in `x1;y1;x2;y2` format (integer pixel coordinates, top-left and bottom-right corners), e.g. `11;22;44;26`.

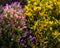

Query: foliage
0;0;60;48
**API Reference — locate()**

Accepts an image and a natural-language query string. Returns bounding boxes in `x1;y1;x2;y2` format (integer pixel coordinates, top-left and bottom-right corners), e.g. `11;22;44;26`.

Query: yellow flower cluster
52;30;60;41
24;0;60;45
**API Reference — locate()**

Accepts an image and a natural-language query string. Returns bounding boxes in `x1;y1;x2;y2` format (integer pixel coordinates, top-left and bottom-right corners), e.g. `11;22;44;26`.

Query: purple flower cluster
0;2;27;42
0;2;27;31
18;30;36;48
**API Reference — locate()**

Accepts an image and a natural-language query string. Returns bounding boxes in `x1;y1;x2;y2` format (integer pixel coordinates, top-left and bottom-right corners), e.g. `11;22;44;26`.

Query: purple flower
21;16;25;20
18;26;20;28
23;26;27;28
30;37;35;41
29;35;36;42
17;2;20;7
11;2;17;6
0;2;30;47
18;36;22;42
5;4;9;10
23;30;29;37
14;14;18;18
24;30;29;34
15;21;18;25
29;35;33;39
20;28;23;30
0;2;27;35
8;24;10;26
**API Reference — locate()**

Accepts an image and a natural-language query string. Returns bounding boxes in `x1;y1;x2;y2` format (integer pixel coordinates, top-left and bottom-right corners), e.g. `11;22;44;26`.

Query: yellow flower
39;12;48;16
55;20;59;24
44;22;48;26
37;7;41;10
53;0;57;2
48;21;53;25
57;2;60;9
47;5;53;9
57;2;60;6
34;6;37;11
33;21;38;30
43;20;48;26
49;1;53;4
34;6;41;11
25;12;32;16
34;2;37;5
50;27;52;31
52;31;60;36
40;25;44;31
39;12;44;16
25;6;29;10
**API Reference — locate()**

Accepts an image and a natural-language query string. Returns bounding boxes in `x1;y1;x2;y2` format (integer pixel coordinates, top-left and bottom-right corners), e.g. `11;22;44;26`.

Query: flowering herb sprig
0;2;28;48
2;2;27;31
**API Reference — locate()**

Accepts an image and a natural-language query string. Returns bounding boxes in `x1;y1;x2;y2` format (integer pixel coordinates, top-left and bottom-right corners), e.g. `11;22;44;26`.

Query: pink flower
29;35;32;39
21;16;25;20
22;21;26;26
9;8;14;15
5;4;9;10
14;14;18;18
23;26;27;28
15;21;18;25
18;26;20;28
8;24;10;26
18;16;21;19
20;28;23;30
